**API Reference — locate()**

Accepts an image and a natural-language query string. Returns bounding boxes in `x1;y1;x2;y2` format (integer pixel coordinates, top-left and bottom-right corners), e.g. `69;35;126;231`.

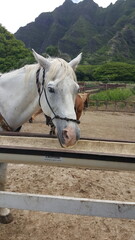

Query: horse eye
48;87;55;93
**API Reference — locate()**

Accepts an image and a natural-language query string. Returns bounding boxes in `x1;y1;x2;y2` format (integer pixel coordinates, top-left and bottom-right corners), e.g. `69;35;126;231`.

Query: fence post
96;100;98;110
105;101;108;110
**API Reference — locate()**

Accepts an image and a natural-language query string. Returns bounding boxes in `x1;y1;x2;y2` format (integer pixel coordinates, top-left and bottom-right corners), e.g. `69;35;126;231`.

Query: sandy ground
0;110;135;240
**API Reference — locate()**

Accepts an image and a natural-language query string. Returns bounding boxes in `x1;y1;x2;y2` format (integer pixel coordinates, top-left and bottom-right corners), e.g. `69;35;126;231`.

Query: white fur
0;50;82;220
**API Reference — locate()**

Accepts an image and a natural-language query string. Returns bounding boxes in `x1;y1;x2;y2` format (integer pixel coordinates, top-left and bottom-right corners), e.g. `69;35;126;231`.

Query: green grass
90;88;135;101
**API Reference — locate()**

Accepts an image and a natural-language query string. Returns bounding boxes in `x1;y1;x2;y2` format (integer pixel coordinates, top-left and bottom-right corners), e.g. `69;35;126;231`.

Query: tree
0;25;34;72
45;46;59;57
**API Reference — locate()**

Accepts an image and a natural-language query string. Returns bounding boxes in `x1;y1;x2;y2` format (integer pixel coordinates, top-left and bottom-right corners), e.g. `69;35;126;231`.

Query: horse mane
0;64;38;78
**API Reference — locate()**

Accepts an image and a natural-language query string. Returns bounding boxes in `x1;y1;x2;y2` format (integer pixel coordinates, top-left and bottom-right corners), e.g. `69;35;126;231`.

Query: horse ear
69;53;82;70
32;49;50;69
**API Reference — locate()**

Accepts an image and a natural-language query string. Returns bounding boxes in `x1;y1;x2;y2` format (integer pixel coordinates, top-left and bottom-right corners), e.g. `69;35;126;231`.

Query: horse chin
56;122;80;148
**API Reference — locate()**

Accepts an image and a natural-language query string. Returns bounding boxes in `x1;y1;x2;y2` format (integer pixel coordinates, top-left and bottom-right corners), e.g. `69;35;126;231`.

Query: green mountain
9;0;135;64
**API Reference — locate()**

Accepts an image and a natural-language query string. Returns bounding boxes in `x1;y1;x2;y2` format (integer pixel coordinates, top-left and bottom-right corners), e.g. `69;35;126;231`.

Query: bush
77;62;135;83
92;62;135;82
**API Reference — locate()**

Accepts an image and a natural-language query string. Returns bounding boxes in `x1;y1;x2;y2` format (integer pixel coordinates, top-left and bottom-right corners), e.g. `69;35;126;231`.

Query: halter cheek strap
36;68;80;124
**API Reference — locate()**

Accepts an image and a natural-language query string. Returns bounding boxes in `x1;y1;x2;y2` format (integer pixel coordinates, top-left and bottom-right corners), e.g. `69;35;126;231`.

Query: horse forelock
46;58;77;84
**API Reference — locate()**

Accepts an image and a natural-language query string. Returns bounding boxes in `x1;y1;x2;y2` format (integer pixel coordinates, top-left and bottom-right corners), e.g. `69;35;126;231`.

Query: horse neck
0;65;40;130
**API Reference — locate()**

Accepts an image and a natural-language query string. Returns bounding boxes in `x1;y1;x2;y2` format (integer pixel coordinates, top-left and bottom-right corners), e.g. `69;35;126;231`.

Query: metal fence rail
0;191;135;219
0;134;135;219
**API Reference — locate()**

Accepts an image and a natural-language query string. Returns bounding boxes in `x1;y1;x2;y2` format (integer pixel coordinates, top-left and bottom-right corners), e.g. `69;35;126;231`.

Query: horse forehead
53;77;78;90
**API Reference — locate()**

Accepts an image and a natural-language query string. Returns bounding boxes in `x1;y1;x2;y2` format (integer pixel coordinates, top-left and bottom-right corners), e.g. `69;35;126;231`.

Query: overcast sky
0;0;117;34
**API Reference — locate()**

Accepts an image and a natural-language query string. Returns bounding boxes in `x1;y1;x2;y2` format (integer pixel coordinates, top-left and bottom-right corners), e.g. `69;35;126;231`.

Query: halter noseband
36;67;80;124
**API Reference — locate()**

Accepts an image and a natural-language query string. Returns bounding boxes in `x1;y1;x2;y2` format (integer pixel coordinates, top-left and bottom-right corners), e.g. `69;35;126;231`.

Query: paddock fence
78;82;135;113
88;100;135;113
0;132;135;220
79;82;127;93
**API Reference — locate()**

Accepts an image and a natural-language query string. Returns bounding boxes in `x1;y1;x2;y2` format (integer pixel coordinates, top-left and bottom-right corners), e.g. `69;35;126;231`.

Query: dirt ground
0;110;135;240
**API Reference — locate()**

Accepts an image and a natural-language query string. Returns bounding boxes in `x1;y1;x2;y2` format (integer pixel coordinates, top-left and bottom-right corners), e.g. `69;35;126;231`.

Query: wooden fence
79;83;127;92
88;100;135;113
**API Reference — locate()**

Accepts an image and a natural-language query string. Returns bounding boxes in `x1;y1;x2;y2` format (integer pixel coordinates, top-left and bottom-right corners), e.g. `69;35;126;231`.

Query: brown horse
29;92;89;135
29;108;43;123
75;92;89;120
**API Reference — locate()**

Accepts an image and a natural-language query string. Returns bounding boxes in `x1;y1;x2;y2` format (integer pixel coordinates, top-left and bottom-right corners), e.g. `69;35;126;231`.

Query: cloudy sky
0;0;117;34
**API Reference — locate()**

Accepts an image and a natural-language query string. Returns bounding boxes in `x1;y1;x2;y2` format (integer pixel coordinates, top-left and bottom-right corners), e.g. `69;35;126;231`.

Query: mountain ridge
14;0;135;63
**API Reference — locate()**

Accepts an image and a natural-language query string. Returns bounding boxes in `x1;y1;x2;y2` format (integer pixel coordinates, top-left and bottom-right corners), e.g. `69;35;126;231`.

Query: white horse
0;50;82;223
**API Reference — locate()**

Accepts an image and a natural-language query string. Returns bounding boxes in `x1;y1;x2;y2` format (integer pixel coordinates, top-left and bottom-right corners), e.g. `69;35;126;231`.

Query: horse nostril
63;130;69;139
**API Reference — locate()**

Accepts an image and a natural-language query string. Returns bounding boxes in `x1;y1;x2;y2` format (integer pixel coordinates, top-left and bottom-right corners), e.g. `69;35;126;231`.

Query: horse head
33;50;82;148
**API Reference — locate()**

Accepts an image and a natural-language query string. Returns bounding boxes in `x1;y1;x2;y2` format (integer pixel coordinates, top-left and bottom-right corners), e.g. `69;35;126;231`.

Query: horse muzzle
57;123;80;148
